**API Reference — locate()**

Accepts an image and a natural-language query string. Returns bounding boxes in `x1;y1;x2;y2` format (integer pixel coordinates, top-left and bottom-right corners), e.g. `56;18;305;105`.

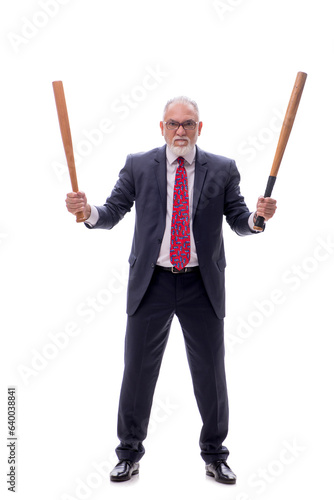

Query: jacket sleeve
224;160;259;236
85;155;135;230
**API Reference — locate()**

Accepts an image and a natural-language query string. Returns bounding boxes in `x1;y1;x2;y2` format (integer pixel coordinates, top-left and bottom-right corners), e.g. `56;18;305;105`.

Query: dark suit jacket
86;145;257;319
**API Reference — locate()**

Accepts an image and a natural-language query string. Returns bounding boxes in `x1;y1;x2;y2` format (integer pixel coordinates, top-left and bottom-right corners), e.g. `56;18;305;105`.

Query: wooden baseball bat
253;71;307;231
52;80;86;223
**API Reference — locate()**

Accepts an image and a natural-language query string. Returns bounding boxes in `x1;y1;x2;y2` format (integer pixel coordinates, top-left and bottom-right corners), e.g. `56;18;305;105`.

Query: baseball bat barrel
52;81;85;223
253;71;307;231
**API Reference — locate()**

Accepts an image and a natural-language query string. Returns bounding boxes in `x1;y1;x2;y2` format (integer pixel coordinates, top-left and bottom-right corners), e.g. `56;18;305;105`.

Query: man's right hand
65;191;91;220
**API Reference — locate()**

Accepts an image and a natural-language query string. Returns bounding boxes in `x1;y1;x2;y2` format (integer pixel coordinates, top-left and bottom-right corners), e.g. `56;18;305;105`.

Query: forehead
164;102;198;121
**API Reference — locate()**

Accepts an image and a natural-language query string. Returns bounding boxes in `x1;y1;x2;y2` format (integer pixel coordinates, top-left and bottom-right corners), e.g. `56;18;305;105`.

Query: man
66;96;277;485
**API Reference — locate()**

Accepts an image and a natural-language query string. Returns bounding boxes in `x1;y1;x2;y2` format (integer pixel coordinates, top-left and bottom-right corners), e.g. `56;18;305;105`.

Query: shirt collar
166;145;196;166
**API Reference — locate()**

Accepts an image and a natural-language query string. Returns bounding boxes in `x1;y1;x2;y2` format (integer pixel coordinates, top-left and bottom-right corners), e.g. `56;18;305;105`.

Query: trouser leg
176;272;229;464
115;270;175;462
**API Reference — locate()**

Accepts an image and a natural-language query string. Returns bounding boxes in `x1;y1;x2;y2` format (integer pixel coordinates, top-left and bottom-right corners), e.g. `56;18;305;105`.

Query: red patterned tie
170;157;190;270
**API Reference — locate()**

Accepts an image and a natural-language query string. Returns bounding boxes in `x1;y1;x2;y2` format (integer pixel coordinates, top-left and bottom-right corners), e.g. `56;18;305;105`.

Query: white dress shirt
156;146;198;267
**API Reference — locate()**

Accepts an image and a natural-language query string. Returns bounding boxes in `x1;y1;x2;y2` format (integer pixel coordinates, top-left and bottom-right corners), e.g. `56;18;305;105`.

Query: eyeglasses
164;120;198;130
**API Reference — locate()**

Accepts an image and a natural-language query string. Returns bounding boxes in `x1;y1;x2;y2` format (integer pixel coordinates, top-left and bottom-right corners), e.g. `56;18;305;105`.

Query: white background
1;0;333;499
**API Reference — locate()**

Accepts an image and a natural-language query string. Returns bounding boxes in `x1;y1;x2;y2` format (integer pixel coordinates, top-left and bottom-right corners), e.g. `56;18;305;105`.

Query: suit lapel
193;146;208;218
154;145;167;210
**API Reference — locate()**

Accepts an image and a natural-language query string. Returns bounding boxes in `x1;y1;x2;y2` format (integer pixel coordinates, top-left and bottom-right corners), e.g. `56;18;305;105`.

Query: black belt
156;265;200;274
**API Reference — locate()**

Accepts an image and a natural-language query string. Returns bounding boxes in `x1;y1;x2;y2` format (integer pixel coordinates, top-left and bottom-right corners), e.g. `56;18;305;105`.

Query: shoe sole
110;469;139;482
206;470;236;485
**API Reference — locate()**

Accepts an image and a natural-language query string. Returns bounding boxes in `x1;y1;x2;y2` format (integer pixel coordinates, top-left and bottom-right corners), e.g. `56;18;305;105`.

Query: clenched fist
65;191;91;220
255;196;277;221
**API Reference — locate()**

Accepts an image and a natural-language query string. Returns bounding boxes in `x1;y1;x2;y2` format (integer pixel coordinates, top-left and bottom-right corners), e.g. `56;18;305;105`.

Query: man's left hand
255;196;277;221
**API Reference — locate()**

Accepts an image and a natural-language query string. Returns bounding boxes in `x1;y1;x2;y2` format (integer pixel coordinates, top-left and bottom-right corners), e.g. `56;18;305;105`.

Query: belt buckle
171;266;186;274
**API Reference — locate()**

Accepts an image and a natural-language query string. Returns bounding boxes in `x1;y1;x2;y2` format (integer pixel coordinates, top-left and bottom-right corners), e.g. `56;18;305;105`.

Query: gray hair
163;96;200;120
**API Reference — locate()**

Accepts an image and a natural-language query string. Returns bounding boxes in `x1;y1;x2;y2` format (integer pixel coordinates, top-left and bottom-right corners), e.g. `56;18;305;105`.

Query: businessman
66;96;277;484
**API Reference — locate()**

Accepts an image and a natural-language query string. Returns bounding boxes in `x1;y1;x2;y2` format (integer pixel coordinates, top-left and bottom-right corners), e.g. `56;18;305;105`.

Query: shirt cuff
248;212;259;232
85;205;99;227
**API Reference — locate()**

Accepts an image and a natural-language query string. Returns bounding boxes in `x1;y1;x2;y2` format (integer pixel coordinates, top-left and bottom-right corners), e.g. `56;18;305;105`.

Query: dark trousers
115;267;229;464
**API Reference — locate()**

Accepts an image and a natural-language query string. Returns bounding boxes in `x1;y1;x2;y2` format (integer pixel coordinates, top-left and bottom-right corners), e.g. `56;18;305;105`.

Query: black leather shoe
110;460;139;482
205;460;237;484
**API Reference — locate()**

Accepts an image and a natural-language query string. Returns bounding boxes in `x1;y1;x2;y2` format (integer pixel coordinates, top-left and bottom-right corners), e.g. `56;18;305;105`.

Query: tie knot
177;156;185;167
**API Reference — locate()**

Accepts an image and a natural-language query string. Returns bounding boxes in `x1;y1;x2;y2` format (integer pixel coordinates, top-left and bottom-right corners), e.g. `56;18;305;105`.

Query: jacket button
151;263;155;268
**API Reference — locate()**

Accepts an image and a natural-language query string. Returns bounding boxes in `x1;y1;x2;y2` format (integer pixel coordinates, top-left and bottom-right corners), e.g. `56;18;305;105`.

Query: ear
160;121;164;135
198;121;203;136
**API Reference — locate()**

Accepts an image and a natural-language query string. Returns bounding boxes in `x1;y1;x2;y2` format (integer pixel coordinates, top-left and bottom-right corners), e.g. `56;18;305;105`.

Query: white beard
169;143;193;156
168;136;194;156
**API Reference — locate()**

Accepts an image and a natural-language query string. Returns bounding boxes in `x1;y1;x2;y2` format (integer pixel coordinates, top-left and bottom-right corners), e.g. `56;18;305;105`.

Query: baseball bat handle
253;176;276;231
52;81;85;223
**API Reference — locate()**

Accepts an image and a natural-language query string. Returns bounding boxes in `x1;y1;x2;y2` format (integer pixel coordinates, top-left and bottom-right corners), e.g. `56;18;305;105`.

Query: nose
176;124;186;135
